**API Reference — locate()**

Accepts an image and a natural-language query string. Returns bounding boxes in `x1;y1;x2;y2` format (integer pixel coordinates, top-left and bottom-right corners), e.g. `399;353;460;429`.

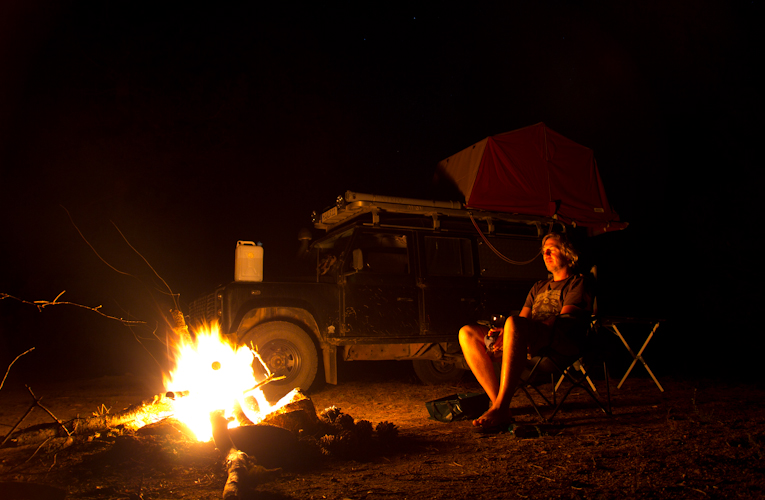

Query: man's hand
486;328;503;354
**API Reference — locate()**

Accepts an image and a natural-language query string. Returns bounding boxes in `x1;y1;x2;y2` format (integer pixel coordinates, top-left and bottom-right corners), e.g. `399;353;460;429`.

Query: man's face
542;238;569;273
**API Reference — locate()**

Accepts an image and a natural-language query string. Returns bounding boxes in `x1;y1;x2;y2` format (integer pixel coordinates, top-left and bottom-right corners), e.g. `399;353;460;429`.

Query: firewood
210;410;235;455
222;449;250;500
228;424;300;469
258;389;319;434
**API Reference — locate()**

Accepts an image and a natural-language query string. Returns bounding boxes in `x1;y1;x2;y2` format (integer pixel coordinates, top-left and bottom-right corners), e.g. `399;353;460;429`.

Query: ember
162;323;277;442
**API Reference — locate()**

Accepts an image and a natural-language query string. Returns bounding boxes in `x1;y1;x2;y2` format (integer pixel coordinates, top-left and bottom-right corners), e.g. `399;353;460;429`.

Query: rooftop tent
437;122;627;233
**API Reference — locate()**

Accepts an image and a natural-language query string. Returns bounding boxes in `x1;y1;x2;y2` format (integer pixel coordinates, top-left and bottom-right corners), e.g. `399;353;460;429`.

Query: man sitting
458;232;592;431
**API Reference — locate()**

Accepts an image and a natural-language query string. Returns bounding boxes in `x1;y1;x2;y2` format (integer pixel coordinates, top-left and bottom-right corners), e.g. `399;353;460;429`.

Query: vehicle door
340;228;420;337
417;233;480;336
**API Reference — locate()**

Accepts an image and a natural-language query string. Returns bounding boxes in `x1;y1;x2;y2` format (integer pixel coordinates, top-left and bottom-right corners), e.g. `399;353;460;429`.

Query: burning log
228;424;301;469
211;404;311;500
255;389;319;434
210;410;303;470
211;410;235;454
243;372;285;394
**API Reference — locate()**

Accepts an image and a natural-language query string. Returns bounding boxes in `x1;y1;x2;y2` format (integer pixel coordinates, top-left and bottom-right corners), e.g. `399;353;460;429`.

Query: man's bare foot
472;407;513;429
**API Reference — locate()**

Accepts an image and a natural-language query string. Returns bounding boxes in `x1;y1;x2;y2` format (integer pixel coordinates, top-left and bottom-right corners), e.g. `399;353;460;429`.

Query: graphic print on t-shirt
531;289;562;323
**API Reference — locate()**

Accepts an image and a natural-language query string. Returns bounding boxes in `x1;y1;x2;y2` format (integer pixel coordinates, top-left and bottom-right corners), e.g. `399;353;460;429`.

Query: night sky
1;1;761;383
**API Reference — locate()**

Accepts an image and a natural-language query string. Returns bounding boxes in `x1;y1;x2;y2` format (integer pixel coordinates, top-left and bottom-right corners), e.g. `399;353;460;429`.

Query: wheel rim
259;339;303;383
430;361;455;374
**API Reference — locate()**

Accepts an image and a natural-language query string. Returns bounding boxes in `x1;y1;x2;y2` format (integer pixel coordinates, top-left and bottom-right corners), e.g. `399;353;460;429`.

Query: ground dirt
1;362;764;499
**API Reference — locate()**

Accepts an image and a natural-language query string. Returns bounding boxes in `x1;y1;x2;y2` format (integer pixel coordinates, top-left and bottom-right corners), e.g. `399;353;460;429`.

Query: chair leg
516;358;553;422
546;358;612;421
577;363;599;393
518;384;548;421
549;374;610;420
555;359;598;393
551;374;556;406
520;357;613;421
604;361;612;416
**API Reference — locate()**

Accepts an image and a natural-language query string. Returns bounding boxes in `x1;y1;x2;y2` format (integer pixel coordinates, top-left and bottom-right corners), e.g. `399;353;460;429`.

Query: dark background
1;1;760;384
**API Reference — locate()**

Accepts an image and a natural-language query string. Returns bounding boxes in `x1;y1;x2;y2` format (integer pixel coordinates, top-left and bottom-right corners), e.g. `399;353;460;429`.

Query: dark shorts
485;315;588;358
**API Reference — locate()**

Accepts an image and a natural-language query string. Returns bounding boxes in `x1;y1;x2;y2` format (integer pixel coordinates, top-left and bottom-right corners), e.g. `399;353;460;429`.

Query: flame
163;323;273;442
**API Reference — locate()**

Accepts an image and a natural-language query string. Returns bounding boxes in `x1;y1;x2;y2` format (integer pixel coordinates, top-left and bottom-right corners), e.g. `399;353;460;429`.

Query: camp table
599;317;664;392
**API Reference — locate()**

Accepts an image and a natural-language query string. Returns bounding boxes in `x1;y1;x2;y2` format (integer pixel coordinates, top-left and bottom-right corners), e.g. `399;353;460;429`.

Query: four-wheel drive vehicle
188;191;559;399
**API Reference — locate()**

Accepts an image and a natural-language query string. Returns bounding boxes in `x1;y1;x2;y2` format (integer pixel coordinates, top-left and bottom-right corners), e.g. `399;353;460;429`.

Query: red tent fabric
437;122;627;232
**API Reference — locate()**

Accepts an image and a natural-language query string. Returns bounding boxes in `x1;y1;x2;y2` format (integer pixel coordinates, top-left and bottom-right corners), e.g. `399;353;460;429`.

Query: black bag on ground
426;392;490;422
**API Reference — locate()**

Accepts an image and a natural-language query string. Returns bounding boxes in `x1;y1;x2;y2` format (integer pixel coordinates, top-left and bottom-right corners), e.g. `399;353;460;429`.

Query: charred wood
222;449;250;500
257;389;319;434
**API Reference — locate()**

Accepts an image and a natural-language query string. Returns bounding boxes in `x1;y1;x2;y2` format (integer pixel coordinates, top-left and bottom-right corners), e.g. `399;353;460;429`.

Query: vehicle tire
239;321;319;402
412;360;466;385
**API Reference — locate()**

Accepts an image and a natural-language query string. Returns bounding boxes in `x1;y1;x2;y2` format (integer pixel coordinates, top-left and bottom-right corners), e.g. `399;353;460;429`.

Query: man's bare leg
458;324;499;402
473;316;529;427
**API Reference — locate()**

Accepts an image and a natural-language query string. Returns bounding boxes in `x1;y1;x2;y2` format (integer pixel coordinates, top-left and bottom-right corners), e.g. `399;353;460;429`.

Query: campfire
1;318;399;500
162;322;283;442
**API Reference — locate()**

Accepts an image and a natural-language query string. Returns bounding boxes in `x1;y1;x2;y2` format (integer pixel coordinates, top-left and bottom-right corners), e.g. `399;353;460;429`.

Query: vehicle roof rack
312;191;556;236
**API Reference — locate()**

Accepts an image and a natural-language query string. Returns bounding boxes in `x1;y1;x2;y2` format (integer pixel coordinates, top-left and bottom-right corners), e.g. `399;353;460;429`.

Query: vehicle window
316;228;353;276
424;236;474;276
349;232;409;274
478;237;545;279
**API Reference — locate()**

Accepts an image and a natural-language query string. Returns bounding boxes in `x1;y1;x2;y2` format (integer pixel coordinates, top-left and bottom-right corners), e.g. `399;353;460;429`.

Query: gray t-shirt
524;274;591;322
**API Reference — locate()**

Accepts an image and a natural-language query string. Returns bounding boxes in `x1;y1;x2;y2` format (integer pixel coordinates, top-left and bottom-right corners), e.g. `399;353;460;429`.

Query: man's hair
542;232;578;268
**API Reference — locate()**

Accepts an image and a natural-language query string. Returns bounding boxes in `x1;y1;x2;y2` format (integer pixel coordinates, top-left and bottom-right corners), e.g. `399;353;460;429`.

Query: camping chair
516;335;612;422
515;268;612;422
